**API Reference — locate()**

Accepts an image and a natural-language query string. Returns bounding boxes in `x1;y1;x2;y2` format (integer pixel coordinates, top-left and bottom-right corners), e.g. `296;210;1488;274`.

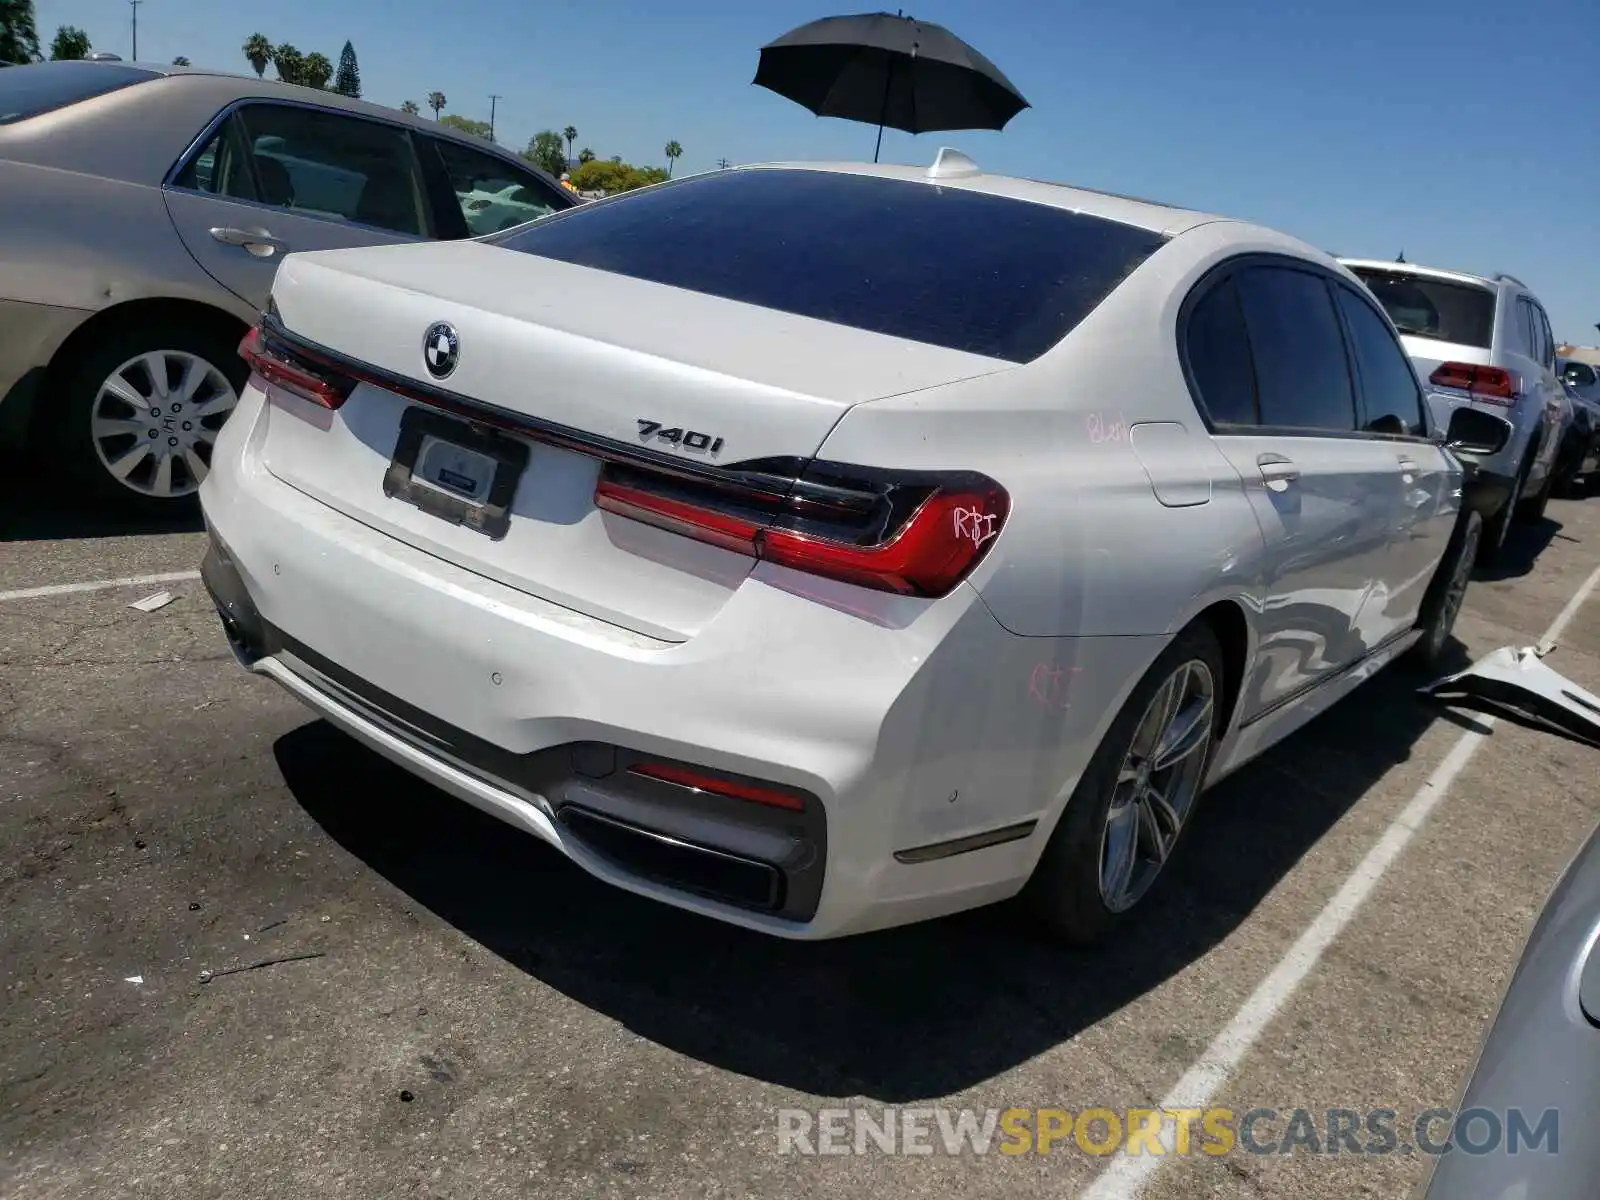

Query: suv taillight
239;325;356;411
594;460;1009;598
1429;362;1518;406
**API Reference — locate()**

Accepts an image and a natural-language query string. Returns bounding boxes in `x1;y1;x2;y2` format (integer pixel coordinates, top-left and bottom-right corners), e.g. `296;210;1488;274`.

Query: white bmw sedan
199;153;1504;943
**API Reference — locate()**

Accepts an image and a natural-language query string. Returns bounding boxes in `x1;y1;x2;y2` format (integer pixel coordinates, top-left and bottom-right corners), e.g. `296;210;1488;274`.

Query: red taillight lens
594;466;1008;598
1429;362;1517;406
239;325;355;411
629;761;806;811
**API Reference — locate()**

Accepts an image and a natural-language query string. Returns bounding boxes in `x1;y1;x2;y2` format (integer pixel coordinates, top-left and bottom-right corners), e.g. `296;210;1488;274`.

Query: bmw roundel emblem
423;322;459;380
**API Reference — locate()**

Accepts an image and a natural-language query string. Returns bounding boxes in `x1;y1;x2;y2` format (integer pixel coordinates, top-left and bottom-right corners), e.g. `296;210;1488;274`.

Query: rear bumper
198;386;1152;937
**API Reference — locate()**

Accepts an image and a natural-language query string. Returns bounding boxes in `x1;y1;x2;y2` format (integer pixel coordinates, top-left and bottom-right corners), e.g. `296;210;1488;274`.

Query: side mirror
1445;407;1513;457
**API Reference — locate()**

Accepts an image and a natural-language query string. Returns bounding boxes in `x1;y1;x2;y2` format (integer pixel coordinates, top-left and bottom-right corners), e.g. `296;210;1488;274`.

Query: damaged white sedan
199;153;1508;943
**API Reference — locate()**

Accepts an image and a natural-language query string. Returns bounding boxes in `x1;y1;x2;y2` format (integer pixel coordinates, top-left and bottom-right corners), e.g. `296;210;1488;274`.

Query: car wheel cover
1098;658;1216;914
91;350;238;499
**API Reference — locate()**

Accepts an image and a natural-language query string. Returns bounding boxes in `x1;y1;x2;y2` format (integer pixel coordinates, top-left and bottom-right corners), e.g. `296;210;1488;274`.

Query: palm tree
272;44;303;86
400;100;420;116
426;91;446;120
242;32;272;78
664;140;683;178
563;125;577;166
301;51;332;89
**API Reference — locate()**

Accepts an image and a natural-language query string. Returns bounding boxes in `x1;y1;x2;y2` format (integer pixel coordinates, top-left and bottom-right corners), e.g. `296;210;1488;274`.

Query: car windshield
1347;267;1496;349
488;168;1168;363
0;62;158;125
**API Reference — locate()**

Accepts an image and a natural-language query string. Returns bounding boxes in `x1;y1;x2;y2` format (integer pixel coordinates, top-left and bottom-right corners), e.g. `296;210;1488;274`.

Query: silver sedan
0;60;574;511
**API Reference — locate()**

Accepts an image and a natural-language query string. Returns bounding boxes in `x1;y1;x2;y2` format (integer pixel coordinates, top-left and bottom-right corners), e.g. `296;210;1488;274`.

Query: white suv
1339;261;1570;563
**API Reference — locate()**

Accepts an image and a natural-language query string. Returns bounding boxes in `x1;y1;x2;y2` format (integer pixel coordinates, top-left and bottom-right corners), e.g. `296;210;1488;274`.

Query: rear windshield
0;62;158;125
1347;267;1495;349
489;168;1168;363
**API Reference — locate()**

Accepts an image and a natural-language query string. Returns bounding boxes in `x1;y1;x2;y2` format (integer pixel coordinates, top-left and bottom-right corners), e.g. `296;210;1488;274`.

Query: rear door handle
1257;453;1300;492
1397;457;1420;477
209;226;288;258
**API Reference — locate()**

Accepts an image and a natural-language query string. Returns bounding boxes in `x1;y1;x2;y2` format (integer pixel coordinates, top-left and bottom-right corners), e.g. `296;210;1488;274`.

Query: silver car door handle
1397;457;1420;479
1257;454;1300;492
209;226;288;258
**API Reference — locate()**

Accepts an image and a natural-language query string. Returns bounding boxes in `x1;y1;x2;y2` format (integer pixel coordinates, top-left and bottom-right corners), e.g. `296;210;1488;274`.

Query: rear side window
219;104;432;237
0;62;158;125
1334;285;1427;437
1234;266;1356;431
1184;276;1258;424
1347;267;1495;350
489;168;1168;363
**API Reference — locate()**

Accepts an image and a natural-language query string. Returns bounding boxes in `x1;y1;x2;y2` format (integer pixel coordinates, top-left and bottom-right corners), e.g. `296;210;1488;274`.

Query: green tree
0;0;42;65
577;146;595;165
426;90;445;119
562;125;576;165
609;154;622;164
525;130;567;178
242;32;272;77
301;51;332;89
439;113;493;141
333;40;360;97
400;99;420;116
568;159;668;196
272;43;304;85
48;23;89;59
171;55;189;66
664;140;683;178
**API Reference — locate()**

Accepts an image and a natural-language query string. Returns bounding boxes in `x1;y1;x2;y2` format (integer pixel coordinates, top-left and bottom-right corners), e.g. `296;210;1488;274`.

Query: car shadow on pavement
1475;515;1568;583
277;642;1474;1104
0;464;204;541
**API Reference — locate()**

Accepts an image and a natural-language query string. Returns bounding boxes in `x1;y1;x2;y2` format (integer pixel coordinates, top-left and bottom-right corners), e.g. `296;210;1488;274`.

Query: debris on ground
1420;642;1600;748
199;951;325;985
123;975;143;985
128;591;175;613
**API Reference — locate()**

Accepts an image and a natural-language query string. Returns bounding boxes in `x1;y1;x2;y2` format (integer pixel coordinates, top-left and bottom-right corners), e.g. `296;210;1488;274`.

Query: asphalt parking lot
3;485;1598;1200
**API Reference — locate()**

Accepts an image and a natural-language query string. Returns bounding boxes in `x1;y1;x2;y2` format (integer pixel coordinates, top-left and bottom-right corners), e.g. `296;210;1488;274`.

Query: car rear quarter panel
0;160;252;320
820;219;1296;644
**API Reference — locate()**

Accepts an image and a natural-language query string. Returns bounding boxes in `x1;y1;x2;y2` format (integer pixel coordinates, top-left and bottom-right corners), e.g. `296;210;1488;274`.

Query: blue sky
36;0;1600;341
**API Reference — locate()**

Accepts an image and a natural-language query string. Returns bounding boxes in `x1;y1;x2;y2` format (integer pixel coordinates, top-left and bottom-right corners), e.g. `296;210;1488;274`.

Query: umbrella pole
873;55;893;163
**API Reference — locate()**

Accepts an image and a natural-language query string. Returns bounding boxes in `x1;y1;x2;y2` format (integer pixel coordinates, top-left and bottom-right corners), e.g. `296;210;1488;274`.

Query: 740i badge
637;419;724;455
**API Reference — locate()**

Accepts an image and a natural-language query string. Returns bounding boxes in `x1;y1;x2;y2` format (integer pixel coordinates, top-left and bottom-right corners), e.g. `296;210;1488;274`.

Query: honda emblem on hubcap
423;322;459;380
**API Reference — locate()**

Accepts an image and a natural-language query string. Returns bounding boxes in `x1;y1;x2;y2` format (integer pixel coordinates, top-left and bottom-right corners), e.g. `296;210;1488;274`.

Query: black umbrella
753;11;1029;162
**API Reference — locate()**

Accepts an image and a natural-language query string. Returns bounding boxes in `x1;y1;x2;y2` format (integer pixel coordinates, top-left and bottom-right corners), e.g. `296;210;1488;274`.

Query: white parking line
1083;558;1600;1200
0;571;201;604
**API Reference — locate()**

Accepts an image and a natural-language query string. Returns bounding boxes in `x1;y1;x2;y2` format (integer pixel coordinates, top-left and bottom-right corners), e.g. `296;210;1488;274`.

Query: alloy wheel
1099;659;1216;913
90;350;238;499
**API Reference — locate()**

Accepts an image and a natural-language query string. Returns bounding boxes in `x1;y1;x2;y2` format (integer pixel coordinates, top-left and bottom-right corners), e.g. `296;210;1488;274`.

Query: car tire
54;322;247;514
1406;509;1481;674
1515;458;1555;524
1476;461;1526;566
1023;622;1225;946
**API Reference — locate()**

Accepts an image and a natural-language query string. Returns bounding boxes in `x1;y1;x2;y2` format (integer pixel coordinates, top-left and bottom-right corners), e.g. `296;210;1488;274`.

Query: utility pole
129;0;141;60
488;94;502;142
717;157;731;170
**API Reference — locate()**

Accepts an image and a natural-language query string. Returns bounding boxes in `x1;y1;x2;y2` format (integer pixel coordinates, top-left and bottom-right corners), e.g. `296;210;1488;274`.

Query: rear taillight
1429;362;1518;406
594;460;1009;598
239;325;356;411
